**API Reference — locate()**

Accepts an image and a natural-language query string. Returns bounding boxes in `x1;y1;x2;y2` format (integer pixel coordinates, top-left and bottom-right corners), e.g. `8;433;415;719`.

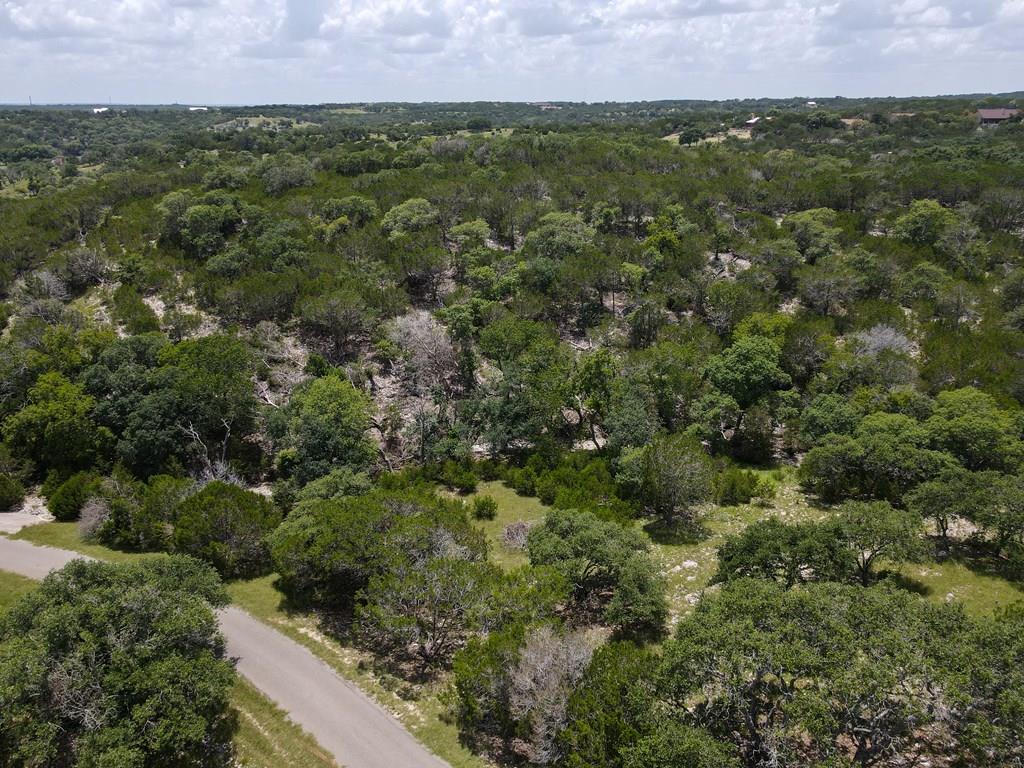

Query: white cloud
0;0;1020;102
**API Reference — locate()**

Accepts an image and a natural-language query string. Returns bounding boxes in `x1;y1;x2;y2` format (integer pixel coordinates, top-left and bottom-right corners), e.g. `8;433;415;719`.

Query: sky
1;0;1022;104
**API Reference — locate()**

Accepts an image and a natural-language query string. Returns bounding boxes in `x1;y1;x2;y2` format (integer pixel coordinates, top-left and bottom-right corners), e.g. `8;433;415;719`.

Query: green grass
889;558;1024;617
231;677;338;768
648;468;1024;621
461;480;550;570
650;468;831;621
0;571;38;613
7;522;159;563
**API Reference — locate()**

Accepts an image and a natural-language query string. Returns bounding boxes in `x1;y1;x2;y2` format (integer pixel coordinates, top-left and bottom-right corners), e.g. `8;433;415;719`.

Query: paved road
0;536;449;768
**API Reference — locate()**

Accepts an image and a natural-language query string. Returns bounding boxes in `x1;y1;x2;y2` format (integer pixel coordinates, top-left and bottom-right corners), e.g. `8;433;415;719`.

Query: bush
47;471;101;521
477;459;505;481
471;495;498;520
173;482;281;578
440;461;478;494
0;473;25;511
506;467;538;496
111;284;161;334
713;468;775;507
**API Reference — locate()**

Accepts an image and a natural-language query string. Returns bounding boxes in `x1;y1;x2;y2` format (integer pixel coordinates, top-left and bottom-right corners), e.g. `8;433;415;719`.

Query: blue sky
2;0;1022;104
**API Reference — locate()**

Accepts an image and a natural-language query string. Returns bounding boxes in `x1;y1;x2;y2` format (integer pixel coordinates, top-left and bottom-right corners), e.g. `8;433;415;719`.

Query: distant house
977;108;1020;125
92;107;109;114
806;101;818;107
745;116;761;126
188;106;209;112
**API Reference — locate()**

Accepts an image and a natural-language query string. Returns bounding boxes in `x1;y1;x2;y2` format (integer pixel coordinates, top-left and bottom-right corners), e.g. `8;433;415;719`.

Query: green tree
836;499;923;586
622;722;738;768
634;433;713;528
923;387;1023;472
783;208;841;263
661;579;965;768
381;198;439;240
799;392;859;444
272;373;375;484
3;372;112;475
905;468;990;548
357;557;498;669
714;517;856;588
0;557;234;768
559;642;658;768
528;509;666;637
893;199;956;247
46;471;101;521
703;335;791;409
0;473;25;511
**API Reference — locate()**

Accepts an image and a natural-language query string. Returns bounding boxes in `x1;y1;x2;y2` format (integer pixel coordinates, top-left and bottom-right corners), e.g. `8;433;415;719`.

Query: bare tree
388;310;457;397
508;625;599;764
851;324;916;358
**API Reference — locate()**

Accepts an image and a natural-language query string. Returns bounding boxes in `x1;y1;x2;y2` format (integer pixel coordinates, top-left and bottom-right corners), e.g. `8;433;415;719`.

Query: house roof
978;108;1020;120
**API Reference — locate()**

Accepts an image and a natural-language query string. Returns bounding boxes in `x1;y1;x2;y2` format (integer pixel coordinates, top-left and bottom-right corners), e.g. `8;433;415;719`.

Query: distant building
806;101;818;107
188;106;209;112
977;108;1020;125
745;116;761;126
92;107;109;114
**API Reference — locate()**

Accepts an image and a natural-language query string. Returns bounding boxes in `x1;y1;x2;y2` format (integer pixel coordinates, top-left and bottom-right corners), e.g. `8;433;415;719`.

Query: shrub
477;459;505;481
111;284;161;334
716;468;770;512
48;471;101;521
441;461;478;494
506;467;538;496
0;473;25;511
471;495;498;520
173;482;281;578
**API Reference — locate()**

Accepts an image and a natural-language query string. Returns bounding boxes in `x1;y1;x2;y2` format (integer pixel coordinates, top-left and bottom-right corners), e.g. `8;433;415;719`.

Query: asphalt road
0;535;450;768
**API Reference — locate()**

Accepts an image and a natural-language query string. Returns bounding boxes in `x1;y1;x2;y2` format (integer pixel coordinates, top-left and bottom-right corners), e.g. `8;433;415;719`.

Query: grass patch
460;480;550;570
650;468;831;622
8;522;159;564
0;570;37;613
231;677;338;768
888;558;1024;617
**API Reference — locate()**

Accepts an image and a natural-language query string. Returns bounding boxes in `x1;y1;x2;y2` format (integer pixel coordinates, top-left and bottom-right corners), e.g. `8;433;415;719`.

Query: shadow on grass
643;519;709;546
879;570;931;597
953;542;1024;590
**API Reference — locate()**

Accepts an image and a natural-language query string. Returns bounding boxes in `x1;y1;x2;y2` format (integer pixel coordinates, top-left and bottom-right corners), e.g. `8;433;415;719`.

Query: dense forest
2;95;1024;768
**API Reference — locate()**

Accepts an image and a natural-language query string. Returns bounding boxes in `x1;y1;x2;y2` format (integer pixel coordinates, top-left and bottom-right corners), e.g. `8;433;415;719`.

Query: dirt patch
0;492;53;534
